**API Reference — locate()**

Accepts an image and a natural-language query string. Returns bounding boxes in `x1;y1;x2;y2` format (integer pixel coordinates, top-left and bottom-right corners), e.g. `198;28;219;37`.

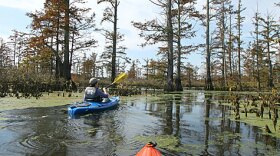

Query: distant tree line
0;0;280;95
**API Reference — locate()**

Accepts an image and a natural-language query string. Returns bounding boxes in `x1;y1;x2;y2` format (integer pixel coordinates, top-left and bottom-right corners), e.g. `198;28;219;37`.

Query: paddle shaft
105;83;115;89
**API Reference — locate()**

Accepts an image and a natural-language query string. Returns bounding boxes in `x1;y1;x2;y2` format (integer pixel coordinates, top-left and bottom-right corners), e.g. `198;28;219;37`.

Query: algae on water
0;92;83;111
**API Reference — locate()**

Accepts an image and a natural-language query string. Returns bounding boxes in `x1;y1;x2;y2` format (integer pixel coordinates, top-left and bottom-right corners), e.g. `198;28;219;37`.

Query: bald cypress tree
63;0;70;80
98;0;120;83
173;0;198;91
236;0;245;90
166;0;174;91
27;0;96;81
205;0;213;90
252;11;261;91
132;0;174;91
259;14;278;89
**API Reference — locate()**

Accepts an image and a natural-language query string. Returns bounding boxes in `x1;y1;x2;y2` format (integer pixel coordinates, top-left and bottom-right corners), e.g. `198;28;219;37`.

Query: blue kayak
68;96;120;117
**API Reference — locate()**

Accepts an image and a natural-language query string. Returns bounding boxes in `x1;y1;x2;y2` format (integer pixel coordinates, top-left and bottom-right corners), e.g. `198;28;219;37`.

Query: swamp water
0;91;280;156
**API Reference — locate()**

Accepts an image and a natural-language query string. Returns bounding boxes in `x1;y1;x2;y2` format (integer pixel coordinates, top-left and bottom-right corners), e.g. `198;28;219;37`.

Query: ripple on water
18;132;61;154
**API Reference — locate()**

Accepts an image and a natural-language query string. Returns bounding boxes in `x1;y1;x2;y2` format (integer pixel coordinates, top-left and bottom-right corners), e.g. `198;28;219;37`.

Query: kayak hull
68;96;120;117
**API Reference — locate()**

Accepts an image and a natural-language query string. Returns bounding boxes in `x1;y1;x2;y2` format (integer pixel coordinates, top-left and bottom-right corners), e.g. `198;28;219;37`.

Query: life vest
136;142;161;156
84;87;96;100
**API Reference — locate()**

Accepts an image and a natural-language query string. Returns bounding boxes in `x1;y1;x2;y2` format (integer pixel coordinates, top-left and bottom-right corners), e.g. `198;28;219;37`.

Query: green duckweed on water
213;92;280;138
0;92;83;111
234;115;280;138
0;113;8;121
87;128;98;136
0;117;7;121
231;112;280;138
0;92;166;112
219;99;280;138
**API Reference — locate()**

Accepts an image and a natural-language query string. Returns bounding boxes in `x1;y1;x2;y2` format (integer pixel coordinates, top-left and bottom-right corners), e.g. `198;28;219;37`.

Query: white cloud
0;0;44;11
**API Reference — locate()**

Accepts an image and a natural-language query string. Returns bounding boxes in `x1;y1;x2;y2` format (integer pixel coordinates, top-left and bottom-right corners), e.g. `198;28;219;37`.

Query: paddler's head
89;78;99;87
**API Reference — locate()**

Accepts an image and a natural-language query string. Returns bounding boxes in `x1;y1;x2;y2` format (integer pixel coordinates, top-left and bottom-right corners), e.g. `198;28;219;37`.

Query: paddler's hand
102;88;107;94
102;88;110;97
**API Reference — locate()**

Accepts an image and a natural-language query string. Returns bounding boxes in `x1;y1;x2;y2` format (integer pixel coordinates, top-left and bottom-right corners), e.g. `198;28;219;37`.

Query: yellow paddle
105;72;128;88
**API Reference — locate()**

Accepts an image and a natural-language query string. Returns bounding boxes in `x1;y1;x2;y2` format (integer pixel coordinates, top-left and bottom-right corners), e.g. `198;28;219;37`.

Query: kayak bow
136;142;161;156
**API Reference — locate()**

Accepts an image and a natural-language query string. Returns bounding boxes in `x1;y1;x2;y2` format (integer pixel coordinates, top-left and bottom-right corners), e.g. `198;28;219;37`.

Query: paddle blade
113;72;128;84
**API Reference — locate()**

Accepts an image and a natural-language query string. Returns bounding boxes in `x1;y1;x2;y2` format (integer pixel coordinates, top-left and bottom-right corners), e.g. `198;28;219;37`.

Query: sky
0;0;279;72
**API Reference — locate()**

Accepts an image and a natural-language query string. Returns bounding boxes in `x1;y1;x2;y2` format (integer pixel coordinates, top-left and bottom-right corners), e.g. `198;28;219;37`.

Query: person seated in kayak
84;78;109;102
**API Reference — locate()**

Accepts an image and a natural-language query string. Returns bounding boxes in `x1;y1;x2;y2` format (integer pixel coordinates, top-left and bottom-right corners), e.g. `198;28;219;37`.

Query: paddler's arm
96;88;109;98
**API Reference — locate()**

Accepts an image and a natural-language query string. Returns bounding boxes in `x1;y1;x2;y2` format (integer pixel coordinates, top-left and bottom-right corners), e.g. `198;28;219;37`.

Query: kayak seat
76;103;91;107
70;103;91;108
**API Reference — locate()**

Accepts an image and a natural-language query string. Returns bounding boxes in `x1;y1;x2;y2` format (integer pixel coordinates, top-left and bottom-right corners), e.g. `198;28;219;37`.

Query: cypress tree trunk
265;16;274;88
205;0;213;90
221;1;226;90
228;5;233;76
111;0;118;83
165;0;174;91
63;0;71;80
237;0;243;90
175;0;183;91
255;12;261;91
